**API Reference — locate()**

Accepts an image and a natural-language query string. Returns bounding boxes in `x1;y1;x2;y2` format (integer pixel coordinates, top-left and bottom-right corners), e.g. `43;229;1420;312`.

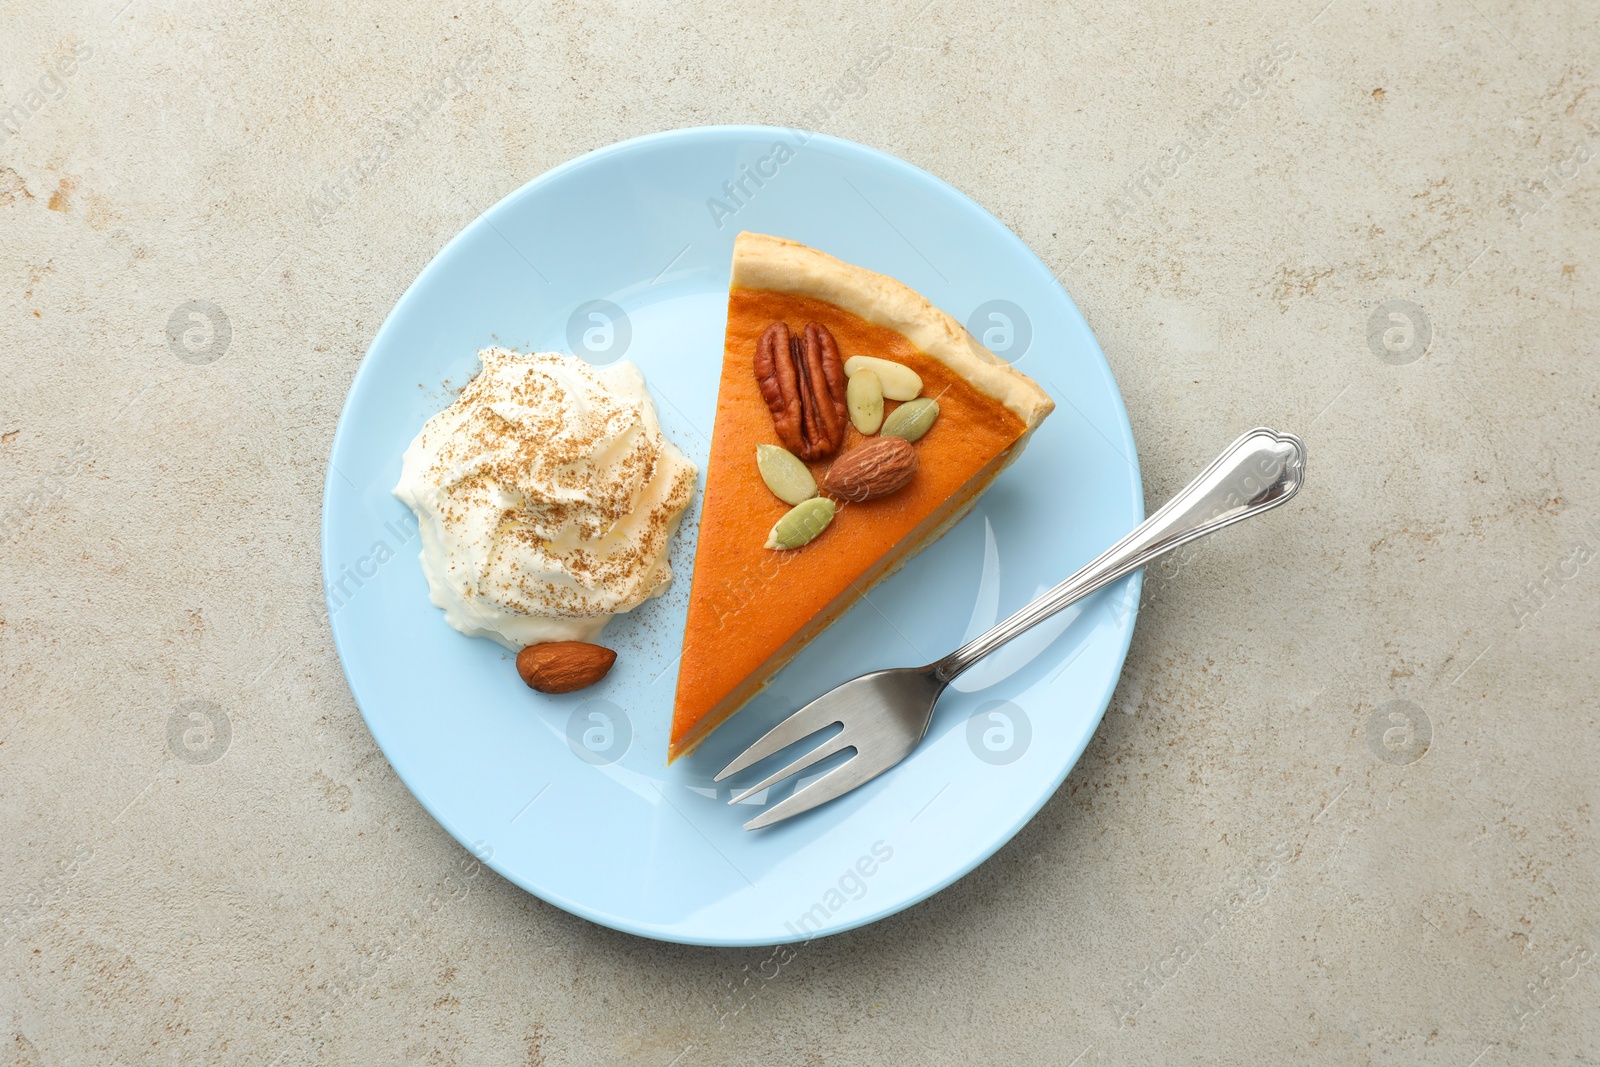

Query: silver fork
715;427;1307;830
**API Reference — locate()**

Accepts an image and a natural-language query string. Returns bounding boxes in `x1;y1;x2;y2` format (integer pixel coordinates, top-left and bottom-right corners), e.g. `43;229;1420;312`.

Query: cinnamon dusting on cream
394;348;696;648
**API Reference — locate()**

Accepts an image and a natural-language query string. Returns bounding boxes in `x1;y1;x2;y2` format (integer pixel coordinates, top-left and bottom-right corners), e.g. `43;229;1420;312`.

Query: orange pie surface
668;233;1054;761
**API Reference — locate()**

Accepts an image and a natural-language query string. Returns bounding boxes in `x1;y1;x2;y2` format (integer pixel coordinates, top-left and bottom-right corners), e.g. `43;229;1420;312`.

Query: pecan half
755;321;804;454
754;321;848;461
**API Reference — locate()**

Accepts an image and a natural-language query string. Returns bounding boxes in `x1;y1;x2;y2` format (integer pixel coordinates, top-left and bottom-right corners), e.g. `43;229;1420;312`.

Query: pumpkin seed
843;356;921;401
765;497;835;550
755;444;817;505
881;397;940;442
846;369;884;434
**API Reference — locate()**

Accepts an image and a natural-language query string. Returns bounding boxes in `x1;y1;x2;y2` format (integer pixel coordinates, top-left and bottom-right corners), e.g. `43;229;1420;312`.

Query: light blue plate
322;126;1142;946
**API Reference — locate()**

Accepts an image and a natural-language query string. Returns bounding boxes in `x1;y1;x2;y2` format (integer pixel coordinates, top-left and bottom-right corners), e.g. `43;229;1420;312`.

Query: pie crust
731;232;1054;434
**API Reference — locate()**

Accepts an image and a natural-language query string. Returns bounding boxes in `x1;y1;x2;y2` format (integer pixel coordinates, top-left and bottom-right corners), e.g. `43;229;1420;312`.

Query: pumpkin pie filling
670;234;1053;761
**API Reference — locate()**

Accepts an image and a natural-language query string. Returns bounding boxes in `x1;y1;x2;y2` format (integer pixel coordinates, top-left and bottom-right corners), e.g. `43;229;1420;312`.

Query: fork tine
725;731;855;805
713;693;847;782
741;746;903;830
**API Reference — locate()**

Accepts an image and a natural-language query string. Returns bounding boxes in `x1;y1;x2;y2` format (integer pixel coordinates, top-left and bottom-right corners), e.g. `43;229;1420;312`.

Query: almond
822;436;918;502
516;641;617;693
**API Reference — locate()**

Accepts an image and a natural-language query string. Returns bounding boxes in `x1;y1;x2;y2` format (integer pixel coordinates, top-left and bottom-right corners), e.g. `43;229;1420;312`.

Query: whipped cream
394;348;697;649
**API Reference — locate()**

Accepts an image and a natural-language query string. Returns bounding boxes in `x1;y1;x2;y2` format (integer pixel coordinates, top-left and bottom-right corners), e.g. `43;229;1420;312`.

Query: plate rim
321;123;1143;946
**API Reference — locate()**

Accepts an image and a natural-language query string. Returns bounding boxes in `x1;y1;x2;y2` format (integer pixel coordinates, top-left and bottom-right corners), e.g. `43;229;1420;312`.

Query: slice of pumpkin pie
669;232;1054;761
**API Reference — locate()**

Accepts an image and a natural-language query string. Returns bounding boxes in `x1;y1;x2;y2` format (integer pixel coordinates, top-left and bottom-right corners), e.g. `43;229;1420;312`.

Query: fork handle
930;427;1306;683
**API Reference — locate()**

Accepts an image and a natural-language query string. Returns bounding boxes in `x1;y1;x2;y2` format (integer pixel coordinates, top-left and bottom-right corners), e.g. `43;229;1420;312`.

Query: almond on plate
516;641;617;693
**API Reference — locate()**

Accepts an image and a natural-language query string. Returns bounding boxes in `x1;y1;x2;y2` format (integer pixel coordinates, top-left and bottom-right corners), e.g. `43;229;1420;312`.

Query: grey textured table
3;1;1597;1063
